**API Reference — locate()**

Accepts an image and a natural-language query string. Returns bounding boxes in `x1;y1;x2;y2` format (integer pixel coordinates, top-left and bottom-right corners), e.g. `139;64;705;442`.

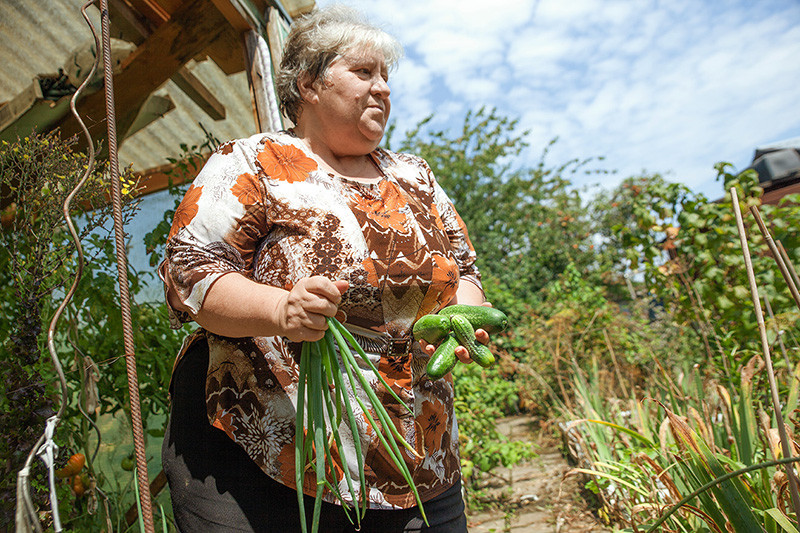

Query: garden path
466;417;609;533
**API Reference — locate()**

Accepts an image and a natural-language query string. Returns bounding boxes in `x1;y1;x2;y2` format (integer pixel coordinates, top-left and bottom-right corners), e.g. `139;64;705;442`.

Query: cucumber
413;314;452;344
437;304;508;334
426;335;459;380
450;314;495;368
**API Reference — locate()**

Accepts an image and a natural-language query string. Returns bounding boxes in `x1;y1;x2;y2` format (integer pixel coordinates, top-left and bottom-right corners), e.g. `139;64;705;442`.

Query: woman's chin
359;125;385;145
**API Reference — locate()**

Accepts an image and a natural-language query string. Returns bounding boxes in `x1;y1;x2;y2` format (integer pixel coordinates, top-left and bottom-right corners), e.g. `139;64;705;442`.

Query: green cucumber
438;304;508;334
413;314;452;344
426;335;459;380
450;315;495;368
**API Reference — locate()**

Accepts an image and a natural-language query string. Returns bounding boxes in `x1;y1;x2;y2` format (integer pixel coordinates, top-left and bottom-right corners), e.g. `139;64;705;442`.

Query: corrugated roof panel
0;0;258;171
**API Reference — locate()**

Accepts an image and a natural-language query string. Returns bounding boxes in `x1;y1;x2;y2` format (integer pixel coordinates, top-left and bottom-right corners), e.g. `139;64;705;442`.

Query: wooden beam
124;470;168;527
171;69;226;120
109;0;227;121
205;24;248;75
210;0;254;32
133;154;208;196
126;93;176;137
211;0;265;31
108;0;156;38
0;77;86;144
0;79;43;134
124;0;170;25
278;0;315;19
54;0;230;148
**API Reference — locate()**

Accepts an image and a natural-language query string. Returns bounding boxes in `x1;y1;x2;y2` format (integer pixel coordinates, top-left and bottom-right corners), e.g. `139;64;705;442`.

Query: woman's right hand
277;276;349;342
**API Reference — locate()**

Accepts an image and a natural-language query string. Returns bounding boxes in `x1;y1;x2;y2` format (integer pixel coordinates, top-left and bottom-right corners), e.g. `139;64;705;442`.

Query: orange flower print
430;202;445;231
256;141;317;183
361;258;380;286
168;184;203;239
211;409;237;440
431;254;459;294
418;254;459;316
351;181;409;233
231;172;262;205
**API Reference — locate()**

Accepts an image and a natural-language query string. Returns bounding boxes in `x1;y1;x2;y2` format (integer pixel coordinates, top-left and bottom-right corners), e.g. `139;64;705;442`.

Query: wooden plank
132;154;208;196
54;0;230;148
0;80;43;134
126;93;176;137
0;93;74;144
109;0;228;121
124;470;169;527
171;69;226;120
266;6;289;73
124;0;170;25
210;0;256;32
108;0;155;40
281;0;315;18
205;23;248;75
245;30;270;132
266;7;292;129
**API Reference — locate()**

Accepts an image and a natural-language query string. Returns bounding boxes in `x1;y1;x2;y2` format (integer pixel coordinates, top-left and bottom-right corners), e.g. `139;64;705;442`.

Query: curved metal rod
18;1;101;530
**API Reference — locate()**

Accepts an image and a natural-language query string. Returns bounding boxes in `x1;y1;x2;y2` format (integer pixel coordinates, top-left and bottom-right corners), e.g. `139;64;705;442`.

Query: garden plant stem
731;188;800;528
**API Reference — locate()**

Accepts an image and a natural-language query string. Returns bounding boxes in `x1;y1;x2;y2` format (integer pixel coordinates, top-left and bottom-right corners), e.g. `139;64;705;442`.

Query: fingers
418;339;436;356
283;325;323;343
281;277;349;341
419;330;490;365
455;345;476;364
333;279;350;295
293;277;346;316
304;276;348;306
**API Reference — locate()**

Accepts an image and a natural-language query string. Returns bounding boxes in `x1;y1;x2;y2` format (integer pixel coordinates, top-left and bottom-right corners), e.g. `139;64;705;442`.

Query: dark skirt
162;338;468;533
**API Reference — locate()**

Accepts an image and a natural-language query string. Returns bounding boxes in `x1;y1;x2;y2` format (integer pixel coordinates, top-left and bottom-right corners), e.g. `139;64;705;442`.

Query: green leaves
598;165;800;365
390;108;600;317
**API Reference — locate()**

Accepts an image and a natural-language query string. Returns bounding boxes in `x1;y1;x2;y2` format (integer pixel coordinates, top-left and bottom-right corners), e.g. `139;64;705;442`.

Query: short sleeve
422;160;482;293
159;136;270;326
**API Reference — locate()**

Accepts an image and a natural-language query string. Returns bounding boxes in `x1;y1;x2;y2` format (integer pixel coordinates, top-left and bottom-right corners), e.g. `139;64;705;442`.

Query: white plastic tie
35;415;62;532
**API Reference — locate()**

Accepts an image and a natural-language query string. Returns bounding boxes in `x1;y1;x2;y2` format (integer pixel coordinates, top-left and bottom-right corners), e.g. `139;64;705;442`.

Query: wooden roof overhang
56;0;299;151
0;0;312;209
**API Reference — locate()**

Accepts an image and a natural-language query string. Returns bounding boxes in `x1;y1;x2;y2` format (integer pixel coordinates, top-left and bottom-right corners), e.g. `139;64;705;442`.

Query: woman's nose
373;77;390;98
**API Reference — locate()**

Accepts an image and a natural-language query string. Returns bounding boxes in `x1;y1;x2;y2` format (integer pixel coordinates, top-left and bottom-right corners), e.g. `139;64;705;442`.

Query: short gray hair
277;5;403;124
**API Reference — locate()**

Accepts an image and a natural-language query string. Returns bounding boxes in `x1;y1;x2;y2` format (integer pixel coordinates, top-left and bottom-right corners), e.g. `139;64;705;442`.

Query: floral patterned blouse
160;130;481;509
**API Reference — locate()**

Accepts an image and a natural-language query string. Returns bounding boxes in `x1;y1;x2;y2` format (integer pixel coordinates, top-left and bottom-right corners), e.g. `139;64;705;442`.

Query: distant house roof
750;138;800;186
748;138;800;205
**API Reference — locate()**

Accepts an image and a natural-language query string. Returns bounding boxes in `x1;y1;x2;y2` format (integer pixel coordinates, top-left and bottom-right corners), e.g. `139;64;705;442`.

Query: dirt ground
465;417;610;533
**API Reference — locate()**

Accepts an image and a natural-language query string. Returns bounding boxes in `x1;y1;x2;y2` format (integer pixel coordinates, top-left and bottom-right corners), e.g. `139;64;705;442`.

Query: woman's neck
291;126;382;182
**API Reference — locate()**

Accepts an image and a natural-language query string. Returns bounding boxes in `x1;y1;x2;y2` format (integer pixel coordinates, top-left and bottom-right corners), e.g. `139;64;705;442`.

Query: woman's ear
297;71;319;105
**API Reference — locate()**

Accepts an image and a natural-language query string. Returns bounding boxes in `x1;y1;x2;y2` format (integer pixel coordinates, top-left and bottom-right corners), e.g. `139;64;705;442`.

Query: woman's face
310;47;391;153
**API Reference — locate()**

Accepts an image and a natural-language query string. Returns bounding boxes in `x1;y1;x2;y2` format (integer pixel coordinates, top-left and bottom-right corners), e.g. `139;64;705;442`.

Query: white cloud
317;0;800;198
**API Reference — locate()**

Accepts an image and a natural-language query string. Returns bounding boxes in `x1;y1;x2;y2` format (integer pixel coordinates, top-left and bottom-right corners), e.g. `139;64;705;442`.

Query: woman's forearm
450;278;485;306
172;273;348;341
189;273;289;338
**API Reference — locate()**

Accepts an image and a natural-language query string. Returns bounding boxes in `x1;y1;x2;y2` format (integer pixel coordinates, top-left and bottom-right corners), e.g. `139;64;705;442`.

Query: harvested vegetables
413;304;509;380
296;317;426;533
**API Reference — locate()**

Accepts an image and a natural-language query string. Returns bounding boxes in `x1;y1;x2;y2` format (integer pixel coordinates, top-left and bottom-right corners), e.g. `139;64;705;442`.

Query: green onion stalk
294;317;427;533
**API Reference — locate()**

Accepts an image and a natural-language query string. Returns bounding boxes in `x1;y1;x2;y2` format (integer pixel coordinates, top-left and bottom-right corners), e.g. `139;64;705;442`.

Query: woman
160;6;488;532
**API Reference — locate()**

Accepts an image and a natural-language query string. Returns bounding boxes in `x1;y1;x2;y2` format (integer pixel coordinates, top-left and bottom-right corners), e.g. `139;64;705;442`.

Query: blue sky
317;0;800;199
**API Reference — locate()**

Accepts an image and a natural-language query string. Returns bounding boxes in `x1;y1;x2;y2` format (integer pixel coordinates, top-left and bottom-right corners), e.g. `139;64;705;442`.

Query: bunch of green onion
295;317;427;533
